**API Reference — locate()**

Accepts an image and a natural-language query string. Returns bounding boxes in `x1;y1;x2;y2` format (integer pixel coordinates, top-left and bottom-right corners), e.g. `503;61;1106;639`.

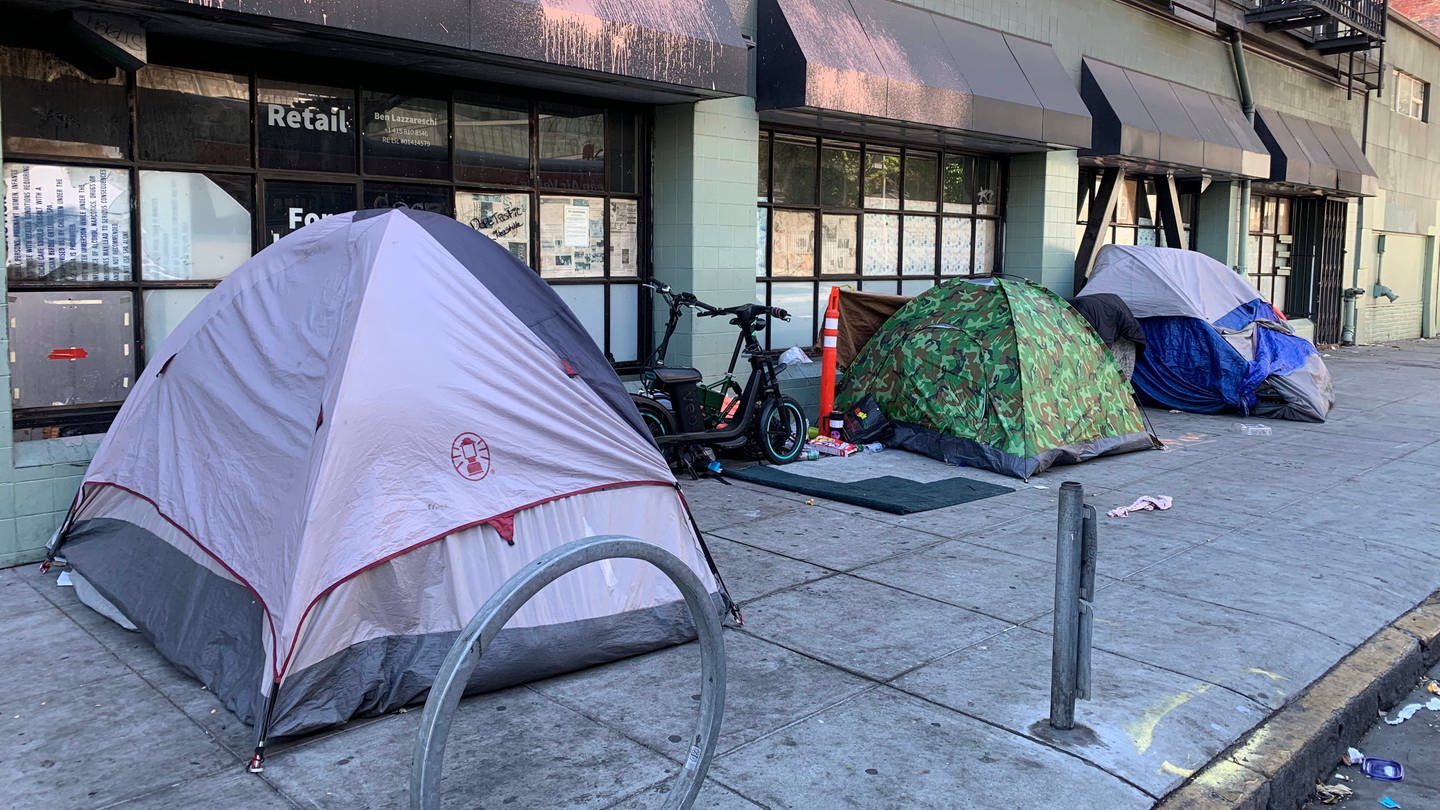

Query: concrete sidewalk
3;340;1438;809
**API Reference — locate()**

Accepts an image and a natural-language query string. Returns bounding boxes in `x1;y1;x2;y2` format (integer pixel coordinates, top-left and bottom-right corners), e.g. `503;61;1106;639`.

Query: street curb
1154;590;1440;810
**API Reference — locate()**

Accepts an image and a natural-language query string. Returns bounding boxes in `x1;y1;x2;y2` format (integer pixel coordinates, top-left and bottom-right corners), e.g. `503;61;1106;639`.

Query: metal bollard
1077;503;1097;701
1050;482;1097;729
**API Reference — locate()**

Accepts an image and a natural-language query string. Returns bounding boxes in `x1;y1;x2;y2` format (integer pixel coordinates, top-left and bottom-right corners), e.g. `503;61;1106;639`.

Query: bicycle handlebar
647;282;790;323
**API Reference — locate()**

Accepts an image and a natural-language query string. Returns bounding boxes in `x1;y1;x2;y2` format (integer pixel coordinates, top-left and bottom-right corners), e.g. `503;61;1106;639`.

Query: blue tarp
1132;301;1318;415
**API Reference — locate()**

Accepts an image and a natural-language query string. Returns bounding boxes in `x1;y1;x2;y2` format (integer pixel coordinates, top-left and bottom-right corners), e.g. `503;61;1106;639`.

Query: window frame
1245;193;1294;316
2;41;652;440
1075;169;1199;252
755;128;1007;350
1394;69;1429;123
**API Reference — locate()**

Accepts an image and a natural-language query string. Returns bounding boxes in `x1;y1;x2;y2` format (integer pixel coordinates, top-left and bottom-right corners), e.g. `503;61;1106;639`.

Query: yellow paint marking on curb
1128;683;1213;754
1160;761;1197;778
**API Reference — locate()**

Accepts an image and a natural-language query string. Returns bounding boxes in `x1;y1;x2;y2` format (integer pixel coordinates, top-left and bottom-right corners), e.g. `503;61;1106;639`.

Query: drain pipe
1341;95;1372;345
1229;31;1254;278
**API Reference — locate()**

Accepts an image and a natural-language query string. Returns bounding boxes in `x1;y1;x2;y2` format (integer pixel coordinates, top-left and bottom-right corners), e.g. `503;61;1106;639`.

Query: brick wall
1358;300;1427;343
1392;0;1440;33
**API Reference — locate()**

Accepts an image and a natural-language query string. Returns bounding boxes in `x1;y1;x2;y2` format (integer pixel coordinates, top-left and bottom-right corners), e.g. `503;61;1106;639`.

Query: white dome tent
49;209;731;770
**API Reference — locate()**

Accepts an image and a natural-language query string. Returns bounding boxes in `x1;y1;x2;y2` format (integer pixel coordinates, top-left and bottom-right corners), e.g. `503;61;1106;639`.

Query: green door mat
725;465;1012;514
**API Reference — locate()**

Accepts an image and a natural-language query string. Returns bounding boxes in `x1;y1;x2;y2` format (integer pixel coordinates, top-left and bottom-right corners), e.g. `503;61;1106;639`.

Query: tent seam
71;480;282;682
273;478;681;681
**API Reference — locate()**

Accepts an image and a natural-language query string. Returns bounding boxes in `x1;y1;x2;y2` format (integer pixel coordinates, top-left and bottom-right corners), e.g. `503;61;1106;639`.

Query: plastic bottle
1236;423;1272;436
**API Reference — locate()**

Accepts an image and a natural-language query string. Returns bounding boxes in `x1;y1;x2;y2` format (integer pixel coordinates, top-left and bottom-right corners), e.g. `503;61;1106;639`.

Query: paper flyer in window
540;197;602;278
609;199;638;277
820;215;855;276
458;192;529;265
140;172;251;282
4;163;131;282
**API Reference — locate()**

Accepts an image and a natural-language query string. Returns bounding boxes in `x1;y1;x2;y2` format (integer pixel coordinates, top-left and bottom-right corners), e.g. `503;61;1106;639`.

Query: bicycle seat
651;367;703;385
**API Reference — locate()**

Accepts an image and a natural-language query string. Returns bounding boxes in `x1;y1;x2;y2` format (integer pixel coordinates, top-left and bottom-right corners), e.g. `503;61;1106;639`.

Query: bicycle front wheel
749;396;807;464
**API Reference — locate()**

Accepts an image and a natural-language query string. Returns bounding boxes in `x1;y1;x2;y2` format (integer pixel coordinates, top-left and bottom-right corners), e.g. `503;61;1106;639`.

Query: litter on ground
1382;696;1440;725
1107;495;1174;517
1313;782;1352;804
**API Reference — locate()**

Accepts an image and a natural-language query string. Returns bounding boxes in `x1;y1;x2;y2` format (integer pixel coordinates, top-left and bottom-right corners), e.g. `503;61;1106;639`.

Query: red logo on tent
450;433;492;481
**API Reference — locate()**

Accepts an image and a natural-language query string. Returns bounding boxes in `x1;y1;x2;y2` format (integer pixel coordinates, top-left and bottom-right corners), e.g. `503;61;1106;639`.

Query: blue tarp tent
1079;246;1333;422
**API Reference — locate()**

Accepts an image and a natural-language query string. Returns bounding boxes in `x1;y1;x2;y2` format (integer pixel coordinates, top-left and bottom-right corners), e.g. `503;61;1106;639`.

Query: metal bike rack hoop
411;535;726;810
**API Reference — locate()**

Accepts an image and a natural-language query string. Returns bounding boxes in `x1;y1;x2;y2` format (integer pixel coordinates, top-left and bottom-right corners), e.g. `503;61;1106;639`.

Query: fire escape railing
1246;0;1388;54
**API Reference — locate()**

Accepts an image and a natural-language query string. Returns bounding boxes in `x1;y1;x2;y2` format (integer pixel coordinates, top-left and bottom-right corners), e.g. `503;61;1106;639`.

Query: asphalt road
1313;662;1440;810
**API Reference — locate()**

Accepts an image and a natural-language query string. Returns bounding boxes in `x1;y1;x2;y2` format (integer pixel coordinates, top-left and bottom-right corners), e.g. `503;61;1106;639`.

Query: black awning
755;0;1091;151
148;0;749;98
1255;108;1378;196
1080;58;1270;178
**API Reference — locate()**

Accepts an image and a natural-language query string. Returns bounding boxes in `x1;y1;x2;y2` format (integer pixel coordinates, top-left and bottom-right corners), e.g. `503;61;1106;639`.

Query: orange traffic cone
818;287;840;425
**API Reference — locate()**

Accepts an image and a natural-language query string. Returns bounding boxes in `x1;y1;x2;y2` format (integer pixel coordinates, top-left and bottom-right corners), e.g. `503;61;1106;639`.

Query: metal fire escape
1247;1;1388;92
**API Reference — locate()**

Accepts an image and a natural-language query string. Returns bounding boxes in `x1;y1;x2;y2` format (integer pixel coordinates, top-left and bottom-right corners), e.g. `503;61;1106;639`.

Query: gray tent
50;210;727;766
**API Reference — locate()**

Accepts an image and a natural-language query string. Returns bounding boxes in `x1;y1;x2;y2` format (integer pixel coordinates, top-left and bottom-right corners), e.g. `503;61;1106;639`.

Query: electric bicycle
632;280;808;473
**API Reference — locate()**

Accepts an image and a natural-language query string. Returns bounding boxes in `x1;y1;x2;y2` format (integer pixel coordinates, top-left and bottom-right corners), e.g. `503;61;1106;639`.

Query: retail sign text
265;104;349;133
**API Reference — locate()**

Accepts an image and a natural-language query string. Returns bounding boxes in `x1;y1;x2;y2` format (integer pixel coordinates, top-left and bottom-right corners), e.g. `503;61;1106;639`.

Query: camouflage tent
837;277;1159;480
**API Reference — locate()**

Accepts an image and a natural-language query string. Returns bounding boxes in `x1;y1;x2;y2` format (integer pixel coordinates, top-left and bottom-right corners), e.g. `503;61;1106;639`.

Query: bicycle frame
635;281;791;449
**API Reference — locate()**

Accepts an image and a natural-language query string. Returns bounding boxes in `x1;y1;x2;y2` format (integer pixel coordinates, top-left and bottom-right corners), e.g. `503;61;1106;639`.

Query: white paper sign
563;205;590;248
4;163;131;282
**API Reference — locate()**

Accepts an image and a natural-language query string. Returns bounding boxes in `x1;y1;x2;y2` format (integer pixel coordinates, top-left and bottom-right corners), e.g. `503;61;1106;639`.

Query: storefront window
820;143;860;208
758;138;771;202
820;214;857;275
902;216;936;275
1076;170;1197;251
609;199;639;277
455;94;530;186
863;213;899;275
864;148;901;210
1247;195;1293;313
363;182;452;216
757;131;1003;347
4;50;649;438
904;152;938;212
263;181;355;244
1;47;128;159
142;288;209;361
456;192;530;264
538;104;605;191
362;91;449;179
139;171;252;281
257;79;357;173
771;211;816;276
606;111;640;195
4;162;132;283
138;67;250;165
772;136;818;205
539;195;605;279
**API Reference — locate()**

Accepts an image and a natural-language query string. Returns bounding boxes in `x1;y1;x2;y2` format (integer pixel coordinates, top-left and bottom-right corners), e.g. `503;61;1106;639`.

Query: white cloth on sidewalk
1107;495;1173;518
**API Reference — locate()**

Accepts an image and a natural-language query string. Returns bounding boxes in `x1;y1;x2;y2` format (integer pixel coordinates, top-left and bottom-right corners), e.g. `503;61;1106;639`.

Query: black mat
725;465;1012;514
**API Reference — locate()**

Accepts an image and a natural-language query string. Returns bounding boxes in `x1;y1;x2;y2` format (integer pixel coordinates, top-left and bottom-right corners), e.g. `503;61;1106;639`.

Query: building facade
1;0;1437;566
